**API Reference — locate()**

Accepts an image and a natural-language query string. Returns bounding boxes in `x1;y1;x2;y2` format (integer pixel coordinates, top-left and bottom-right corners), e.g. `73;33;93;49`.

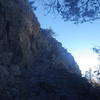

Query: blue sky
34;7;100;73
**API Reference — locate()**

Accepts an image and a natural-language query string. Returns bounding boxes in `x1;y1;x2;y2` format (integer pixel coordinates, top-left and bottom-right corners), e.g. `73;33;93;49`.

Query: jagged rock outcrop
0;0;100;100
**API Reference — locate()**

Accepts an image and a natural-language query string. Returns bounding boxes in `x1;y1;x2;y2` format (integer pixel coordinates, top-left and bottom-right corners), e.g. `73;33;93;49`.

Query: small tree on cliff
85;68;93;83
93;47;100;81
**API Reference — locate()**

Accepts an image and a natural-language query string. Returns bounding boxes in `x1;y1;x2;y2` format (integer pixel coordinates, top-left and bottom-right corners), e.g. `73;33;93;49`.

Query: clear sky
34;7;100;73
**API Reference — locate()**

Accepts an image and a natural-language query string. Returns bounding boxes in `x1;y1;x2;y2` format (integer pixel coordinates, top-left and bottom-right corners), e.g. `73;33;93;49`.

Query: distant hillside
0;0;100;100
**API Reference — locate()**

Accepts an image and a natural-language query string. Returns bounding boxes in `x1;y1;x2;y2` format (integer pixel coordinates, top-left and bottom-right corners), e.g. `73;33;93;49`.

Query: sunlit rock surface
0;0;100;100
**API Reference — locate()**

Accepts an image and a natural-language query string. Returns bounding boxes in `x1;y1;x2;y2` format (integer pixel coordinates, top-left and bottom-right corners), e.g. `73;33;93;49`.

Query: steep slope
0;0;100;100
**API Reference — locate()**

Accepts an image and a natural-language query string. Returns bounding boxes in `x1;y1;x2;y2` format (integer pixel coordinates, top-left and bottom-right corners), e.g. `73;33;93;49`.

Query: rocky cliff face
0;0;100;100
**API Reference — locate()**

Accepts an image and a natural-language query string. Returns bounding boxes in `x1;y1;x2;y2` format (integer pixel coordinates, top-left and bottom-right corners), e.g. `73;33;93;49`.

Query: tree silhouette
30;0;100;23
84;48;100;85
85;68;92;83
92;47;100;84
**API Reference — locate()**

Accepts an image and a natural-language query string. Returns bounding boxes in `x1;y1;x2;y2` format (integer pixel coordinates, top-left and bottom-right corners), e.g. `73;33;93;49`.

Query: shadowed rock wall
0;0;100;100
